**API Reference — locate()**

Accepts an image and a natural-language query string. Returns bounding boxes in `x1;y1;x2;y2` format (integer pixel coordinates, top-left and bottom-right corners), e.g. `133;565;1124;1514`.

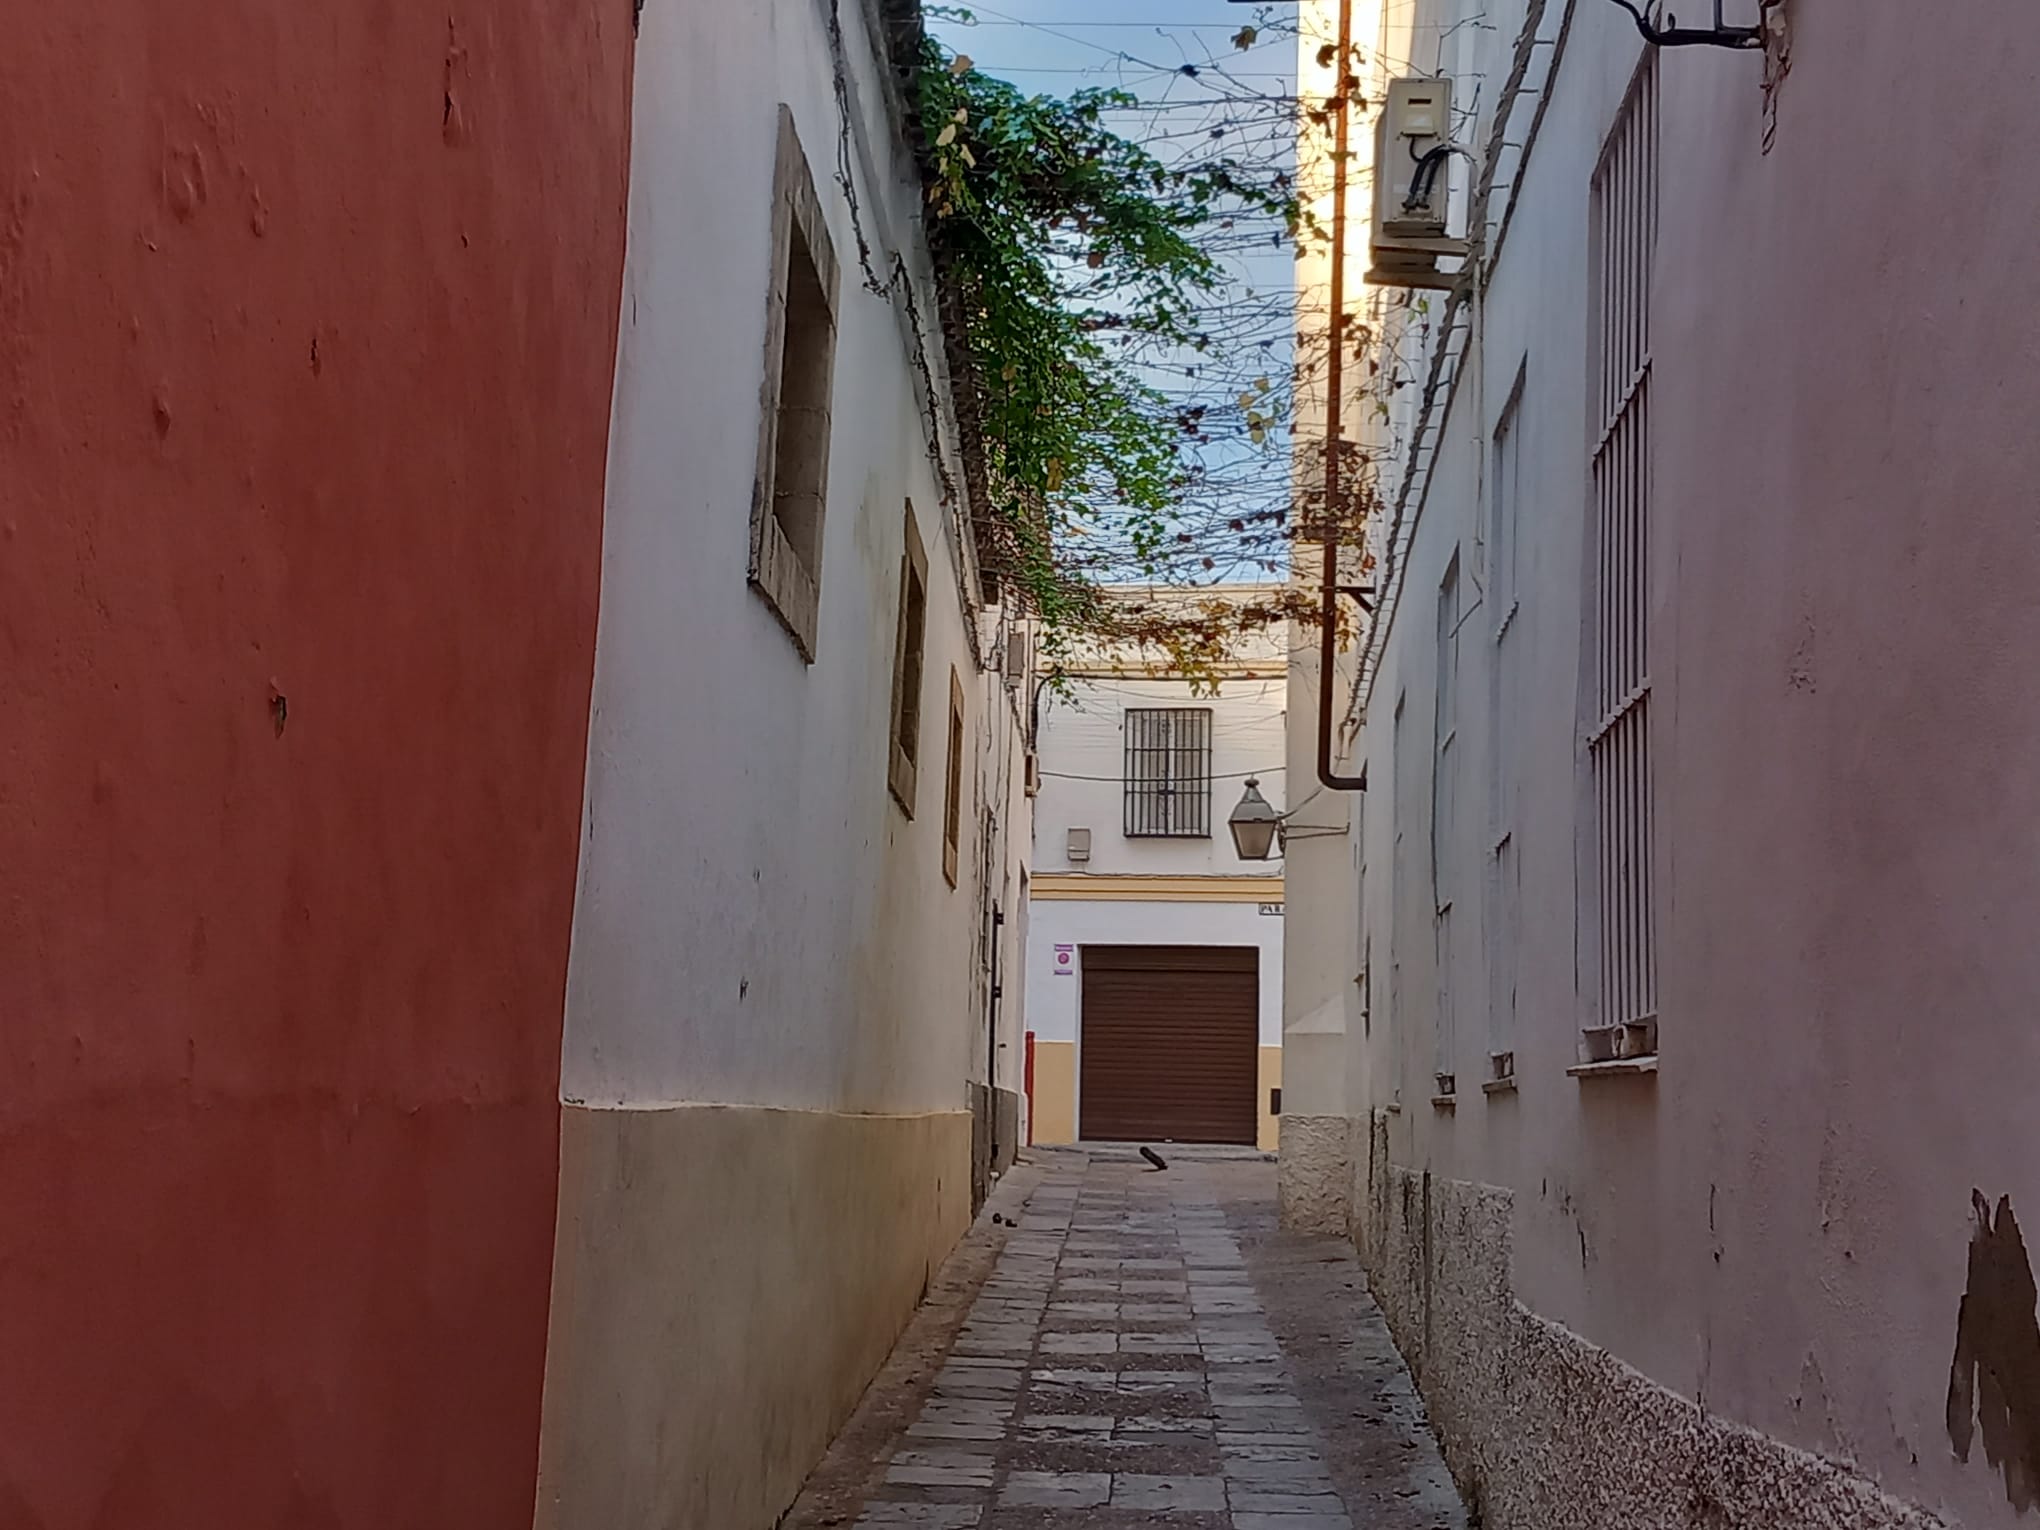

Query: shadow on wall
1946;1190;2040;1513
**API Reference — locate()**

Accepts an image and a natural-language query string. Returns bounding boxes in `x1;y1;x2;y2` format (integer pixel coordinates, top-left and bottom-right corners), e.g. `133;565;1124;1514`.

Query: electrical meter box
1375;76;1454;241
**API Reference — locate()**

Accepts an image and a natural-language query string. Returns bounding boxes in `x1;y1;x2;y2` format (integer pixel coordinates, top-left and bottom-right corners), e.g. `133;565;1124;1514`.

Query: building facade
0;1;1028;1526
1025;602;1287;1152
534;1;1031;1524
1298;0;2040;1525
0;4;633;1523
1275;0;1386;1233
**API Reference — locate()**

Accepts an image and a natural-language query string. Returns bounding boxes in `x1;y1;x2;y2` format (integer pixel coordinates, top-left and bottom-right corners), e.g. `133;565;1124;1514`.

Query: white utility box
1375;76;1454;241
1369;75;1469;288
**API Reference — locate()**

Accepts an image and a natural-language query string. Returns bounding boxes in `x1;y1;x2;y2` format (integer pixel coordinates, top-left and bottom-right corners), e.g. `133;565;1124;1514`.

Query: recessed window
888;503;929;815
1488;369;1527;1077
1434;905;1456;1099
1489;370;1526;640
1122;708;1213;838
943;668;966;887
1357;938;1372;1038
748;105;840;661
1432;550;1461;906
1583;57;1659;1062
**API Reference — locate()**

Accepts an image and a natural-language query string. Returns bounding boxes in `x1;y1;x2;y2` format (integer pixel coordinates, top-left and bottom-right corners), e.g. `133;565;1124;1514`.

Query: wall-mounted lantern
1227;778;1284;862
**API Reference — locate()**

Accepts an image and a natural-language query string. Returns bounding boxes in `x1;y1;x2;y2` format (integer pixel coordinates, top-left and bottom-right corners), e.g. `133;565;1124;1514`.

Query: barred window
1122;708;1212;838
1431;551;1461;906
1584;56;1659;1057
1487;370;1527;1078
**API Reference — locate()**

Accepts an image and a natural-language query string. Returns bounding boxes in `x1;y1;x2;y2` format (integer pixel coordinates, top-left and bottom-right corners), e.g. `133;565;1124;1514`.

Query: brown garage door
1079;945;1258;1145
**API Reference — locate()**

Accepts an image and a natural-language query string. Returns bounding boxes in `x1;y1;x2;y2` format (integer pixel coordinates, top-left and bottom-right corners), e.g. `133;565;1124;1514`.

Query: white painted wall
976;609;1035;1102
1026;899;1285;1051
1344;0;1652;1228
1024;598;1286;1134
1033;665;1289;877
1313;0;2040;1519
1275;0;1387;1133
563;0;1028;1118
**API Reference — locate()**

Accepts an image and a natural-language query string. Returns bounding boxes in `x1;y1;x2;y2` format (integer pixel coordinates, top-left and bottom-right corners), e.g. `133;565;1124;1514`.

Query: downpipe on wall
1318;0;1370;795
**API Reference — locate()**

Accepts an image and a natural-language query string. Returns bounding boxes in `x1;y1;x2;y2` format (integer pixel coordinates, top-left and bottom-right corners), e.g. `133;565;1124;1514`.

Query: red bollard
1024;1030;1036;1146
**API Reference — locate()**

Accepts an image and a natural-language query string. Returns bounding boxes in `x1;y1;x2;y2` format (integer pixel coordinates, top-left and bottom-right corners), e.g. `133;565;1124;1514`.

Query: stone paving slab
783;1149;1467;1530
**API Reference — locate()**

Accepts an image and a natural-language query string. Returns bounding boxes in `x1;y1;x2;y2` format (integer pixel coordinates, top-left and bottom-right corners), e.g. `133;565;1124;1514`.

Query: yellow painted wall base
1258;1045;1282;1151
1028;1039;1282;1151
1031;1040;1077;1144
535;1103;971;1530
1030;873;1284;903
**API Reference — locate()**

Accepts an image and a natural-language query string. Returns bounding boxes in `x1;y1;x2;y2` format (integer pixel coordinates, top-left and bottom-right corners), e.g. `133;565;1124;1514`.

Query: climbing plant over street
910;21;1325;669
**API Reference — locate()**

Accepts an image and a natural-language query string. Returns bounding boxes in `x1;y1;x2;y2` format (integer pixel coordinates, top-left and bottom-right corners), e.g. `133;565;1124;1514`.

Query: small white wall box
1370;76;1469;288
1004;631;1028;685
1066;827;1091;863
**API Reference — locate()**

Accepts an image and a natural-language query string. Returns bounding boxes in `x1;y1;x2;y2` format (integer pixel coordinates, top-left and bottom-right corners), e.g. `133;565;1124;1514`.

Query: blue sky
926;3;1302;587
928;2;1293;93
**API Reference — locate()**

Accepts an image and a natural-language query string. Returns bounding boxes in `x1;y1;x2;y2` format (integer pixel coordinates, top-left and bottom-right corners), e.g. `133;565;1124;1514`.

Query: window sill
1430;1094;1457;1111
1567;1055;1659;1080
750;515;820;662
888;743;918;821
1481;1076;1518;1096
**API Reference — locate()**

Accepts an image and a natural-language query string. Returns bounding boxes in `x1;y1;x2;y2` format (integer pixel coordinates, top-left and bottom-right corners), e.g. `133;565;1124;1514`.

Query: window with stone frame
888;503;929;815
942;667;966;887
748;105;840;660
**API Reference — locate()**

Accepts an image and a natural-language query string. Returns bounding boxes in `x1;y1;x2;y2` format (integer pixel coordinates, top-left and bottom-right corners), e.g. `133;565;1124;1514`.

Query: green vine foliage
913;38;1307;665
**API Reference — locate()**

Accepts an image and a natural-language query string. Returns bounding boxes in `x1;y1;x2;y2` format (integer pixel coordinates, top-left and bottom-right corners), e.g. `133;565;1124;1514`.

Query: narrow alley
783;1150;1465;1530
11;0;2040;1523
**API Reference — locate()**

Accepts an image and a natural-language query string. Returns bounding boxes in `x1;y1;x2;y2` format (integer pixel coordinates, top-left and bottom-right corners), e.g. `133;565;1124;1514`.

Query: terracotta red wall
0;3;632;1524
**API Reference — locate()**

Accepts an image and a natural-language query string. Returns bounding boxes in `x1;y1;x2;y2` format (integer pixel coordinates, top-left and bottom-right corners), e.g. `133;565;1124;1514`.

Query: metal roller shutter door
1079;945;1258;1145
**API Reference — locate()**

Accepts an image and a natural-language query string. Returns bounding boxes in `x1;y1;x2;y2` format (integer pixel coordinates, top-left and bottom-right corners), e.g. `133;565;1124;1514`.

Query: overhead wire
923;4;1336;599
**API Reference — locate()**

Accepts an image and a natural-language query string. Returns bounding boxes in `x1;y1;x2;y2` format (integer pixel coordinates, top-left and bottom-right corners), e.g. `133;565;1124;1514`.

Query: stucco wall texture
1358;1117;1947;1530
0;3;633;1524
561;0;989;1122
536;1104;972;1530
1276;1113;1350;1233
536;0;1020;1522
1333;1;2040;1525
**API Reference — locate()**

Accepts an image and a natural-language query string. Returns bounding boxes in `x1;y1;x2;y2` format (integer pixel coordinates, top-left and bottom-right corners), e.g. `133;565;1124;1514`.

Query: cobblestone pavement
785;1147;1466;1530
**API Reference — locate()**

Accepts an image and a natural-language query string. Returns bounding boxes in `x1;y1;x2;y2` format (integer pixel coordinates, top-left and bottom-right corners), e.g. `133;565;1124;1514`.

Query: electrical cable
1039;764;1286;784
1404;140;1473;214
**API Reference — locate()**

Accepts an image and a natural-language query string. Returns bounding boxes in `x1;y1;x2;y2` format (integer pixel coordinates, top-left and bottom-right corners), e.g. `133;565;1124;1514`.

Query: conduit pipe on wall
1317;0;1369;794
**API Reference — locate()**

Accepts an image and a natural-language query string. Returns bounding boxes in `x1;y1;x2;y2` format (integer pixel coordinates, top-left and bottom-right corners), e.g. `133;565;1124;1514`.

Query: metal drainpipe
1318;0;1368;794
988;904;1004;1168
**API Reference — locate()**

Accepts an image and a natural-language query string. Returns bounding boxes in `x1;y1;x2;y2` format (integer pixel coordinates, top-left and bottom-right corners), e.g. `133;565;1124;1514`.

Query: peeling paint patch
1;178;34;439
442;19;472;147
163;142;208;222
1946;1190;2040;1512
